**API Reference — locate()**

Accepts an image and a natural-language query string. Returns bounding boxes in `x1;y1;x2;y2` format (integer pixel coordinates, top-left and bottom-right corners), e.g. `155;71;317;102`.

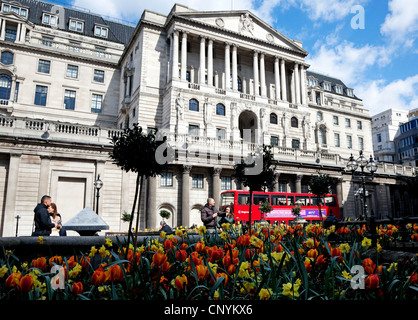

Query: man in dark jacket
32;195;57;236
201;198;226;231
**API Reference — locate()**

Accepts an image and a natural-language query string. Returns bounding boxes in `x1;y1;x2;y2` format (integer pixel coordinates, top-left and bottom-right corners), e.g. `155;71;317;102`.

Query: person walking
201;198;226;232
32;195;57;236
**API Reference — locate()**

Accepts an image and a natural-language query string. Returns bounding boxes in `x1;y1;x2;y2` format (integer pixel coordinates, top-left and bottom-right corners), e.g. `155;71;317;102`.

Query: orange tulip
195;241;205;253
174;274;188;291
304;259;312;273
151;253;167;267
237;234;251;247
164;239;173;250
72;282;84;295
411;233;418;242
107;264;124;282
176;250;188;262
227;264;236;275
365;274;379;290
363;258;376;275
189;251;203;266
49;255;63;267
316;255;329;269
195;264;209;280
5;272;21;288
210;247;224;261
307;249;318;259
91;267;107;286
31;257;47;271
18;274;34;292
214;272;228;286
410;272;418;285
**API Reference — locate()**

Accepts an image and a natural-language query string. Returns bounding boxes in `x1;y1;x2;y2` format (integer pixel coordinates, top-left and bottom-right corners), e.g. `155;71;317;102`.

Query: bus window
311;197;323;206
271;195;287;206
220;192;235;206
238;193;250;205
324;196;336;207
287;196;295;206
253;194;269;205
295;195;310;206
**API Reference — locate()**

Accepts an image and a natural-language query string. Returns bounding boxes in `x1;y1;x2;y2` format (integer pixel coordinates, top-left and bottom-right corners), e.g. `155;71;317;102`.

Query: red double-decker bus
219;190;340;224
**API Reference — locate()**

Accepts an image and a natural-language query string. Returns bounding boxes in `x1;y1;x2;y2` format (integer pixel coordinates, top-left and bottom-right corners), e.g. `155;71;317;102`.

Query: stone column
294;63;300;104
232;45;238;91
260;53;266;97
274;57;281;100
38;155;51;201
273;172;281;192
212;167;222;206
336;178;344;218
207;38;213;86
171;30;179;80
280;59;287;101
295;174;302;193
224;43;230;89
300;64;307;105
16;23;21;43
199;37;206;84
290;66;295;104
182;165;192;228
147;176;157;229
0;19;6;41
253;51;259;96
180;31;188;81
3;153;21;236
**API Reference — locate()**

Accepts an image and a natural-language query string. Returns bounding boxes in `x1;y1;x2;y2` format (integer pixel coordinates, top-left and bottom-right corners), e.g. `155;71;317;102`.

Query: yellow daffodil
221;223;231;230
105;238;113;247
259;288;272;300
240;281;255;294
209;262;218;274
69;263;82;278
37;236;44;244
99;245;110;258
0;265;8;278
361;237;372;248
282;279;301;299
342;270;352;280
213;289;220;300
198;226;207;235
339;243;351;254
89;246;98;257
159;231;166;239
220;232;228;240
238;261;250;279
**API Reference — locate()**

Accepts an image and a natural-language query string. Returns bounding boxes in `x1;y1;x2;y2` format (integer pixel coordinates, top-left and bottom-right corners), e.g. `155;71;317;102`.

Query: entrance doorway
238;110;258;143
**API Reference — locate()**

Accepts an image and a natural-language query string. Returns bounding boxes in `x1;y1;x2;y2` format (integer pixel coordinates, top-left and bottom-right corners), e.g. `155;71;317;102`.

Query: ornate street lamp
346;151;378;246
94;174;103;214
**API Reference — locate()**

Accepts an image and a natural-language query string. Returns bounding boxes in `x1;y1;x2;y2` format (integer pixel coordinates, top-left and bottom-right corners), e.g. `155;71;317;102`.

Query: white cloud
356;75;418;115
380;0;418;45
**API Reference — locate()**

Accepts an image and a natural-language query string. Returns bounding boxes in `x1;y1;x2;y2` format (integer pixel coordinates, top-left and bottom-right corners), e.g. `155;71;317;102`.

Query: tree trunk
126;172;140;259
134;175;145;252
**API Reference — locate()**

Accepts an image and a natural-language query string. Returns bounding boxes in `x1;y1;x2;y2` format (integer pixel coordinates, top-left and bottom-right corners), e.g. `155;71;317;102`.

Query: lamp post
346;151;378;246
94;174;103;214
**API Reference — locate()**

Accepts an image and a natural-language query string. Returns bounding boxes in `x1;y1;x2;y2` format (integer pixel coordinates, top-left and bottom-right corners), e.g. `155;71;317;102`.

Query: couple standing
32;195;66;236
201;198;234;232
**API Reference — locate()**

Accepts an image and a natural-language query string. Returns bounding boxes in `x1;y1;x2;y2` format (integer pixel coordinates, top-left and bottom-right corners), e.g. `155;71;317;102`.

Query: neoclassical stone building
0;1;414;236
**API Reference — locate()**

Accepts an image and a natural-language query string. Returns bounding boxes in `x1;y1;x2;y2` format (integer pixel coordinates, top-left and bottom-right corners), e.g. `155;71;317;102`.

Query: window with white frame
64;89;76;110
221;176;232;190
347;135;352;149
192;174;204;189
160;172;173;187
216;128;226;140
2;3;28;18
91;94;103;113
93;69;105;83
94;25;108;38
69;19;84;32
66;65;78;79
43;13;58;26
335;86;343;94
334;133;340;147
333;116;339;125
358;137;364;150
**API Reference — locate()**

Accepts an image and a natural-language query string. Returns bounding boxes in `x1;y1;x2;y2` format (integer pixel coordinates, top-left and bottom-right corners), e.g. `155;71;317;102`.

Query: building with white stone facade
0;1;415;236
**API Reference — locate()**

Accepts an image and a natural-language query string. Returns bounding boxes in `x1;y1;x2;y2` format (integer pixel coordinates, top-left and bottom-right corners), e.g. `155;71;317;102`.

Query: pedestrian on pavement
201;197;226;232
32;195;57;236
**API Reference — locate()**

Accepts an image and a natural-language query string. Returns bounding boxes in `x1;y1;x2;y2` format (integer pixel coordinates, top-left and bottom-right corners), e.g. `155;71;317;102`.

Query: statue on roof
239;12;254;36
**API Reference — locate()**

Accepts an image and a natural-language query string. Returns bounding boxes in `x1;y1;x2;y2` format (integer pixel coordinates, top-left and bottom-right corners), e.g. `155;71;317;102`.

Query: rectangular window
5;28;17;43
334;133;340;147
347;135;352;149
69;20;84;32
95;46;106;58
333;116;339;125
377;133;382;142
91;94;103;113
192;174;204;189
66;65;78;79
291;139;300;149
160;172;173;187
43;14;57;26
216;128;226;140
41;36;53;47
34;85;48;106
358;137;364;150
93;69;105;83
357;120;362;130
221;176;232;190
94;26;108;38
345;118;351;127
270;136;279;146
188;125;199;136
64;90;76;110
38;59;50;74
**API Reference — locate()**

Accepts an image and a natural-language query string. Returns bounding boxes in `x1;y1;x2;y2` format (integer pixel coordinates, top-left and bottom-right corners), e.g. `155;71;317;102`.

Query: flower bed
1;222;417;300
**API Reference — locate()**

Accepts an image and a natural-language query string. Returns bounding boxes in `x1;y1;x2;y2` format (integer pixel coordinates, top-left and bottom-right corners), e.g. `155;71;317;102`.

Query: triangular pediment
173;10;307;55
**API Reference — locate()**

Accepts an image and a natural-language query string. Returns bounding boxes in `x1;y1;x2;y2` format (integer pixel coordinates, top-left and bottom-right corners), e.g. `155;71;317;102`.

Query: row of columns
169;29;307;104
0;18;27;43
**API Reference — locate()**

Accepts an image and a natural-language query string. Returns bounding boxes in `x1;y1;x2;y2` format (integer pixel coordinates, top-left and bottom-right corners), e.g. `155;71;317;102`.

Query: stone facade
0;1;415;236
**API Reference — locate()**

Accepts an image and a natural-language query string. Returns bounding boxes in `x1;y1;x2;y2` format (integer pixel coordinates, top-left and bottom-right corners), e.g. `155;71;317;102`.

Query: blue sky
43;0;418;116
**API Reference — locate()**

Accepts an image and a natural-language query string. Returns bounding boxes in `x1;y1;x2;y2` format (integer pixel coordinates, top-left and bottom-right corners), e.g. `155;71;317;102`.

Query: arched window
0;74;12;101
1;51;14;65
270;113;278;124
291;117;298;128
189;98;199;112
216;103;225;116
